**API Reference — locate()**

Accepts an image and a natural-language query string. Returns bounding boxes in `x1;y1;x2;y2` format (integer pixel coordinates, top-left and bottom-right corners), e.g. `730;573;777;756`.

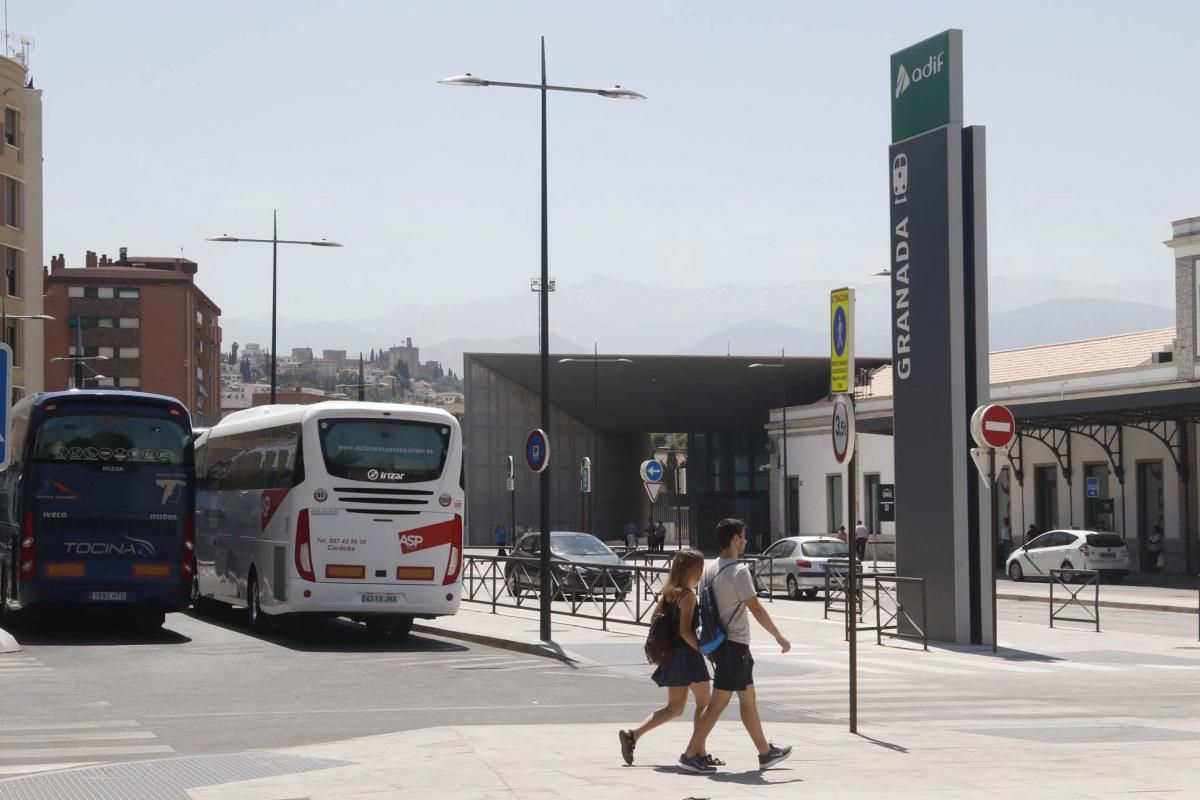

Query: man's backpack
698;562;740;655
644;597;679;665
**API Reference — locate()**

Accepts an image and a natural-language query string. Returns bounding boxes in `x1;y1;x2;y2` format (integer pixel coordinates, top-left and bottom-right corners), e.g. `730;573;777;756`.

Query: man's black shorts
712;640;754;692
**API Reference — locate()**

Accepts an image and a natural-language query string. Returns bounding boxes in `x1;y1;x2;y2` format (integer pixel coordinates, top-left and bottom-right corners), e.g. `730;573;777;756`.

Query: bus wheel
366;615;413;641
0;568;11;627
133;611;165;635
247;574;276;634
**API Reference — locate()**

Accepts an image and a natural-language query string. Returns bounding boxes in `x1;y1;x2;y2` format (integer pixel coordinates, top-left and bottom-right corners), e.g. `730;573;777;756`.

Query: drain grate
0;752;349;800
958;725;1200;744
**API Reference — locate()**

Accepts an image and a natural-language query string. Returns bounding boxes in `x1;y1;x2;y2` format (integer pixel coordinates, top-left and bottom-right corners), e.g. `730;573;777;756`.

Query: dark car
505;532;632;600
619;549;675;598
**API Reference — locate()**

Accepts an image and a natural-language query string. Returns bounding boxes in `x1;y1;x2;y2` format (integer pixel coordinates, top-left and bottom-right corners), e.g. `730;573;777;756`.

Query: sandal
702;753;726;766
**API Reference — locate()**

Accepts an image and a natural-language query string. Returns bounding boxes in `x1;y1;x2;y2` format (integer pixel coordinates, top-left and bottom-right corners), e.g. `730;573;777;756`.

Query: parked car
754;536;850;600
505;532;632;600
1006;530;1130;582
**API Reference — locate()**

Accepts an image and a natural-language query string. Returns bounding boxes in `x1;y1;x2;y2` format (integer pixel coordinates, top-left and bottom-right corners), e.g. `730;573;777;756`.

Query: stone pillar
1167;216;1200;381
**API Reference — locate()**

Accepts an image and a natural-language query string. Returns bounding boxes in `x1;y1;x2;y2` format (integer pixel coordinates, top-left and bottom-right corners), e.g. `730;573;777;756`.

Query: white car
1006;530;1130;582
755;536;849;600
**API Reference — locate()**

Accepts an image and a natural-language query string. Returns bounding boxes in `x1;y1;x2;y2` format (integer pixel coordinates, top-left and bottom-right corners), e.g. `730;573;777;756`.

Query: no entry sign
971;404;1015;451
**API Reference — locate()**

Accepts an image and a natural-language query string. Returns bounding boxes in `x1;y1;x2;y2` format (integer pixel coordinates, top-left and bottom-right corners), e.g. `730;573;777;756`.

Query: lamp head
439;73;489;87
598;85;645;100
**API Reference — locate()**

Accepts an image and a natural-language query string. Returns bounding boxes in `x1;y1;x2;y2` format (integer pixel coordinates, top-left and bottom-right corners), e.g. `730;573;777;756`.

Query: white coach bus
193;401;463;639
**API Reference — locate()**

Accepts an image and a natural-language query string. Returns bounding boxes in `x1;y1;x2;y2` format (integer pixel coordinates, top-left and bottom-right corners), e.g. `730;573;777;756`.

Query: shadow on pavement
186;602;472;654
855;732;909;753
651;765;802;786
4;610;193;646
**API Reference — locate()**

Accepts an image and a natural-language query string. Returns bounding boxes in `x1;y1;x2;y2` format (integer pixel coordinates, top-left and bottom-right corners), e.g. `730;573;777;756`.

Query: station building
780;215;1200;575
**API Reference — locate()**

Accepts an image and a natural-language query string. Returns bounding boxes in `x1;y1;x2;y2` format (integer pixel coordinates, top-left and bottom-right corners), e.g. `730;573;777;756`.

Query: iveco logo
894;51;945;99
64;536;156;557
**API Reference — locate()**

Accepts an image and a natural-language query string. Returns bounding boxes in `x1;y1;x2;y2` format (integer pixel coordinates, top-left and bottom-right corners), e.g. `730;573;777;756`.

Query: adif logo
894;51;945;99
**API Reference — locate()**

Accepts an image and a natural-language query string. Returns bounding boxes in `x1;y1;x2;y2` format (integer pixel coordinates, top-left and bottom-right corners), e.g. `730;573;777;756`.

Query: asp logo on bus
64;536;156;558
397;519;460;555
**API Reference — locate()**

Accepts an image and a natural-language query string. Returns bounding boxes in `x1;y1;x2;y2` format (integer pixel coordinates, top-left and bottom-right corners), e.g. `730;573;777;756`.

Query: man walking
656;521;668;551
493;521;508;557
680;518;792;774
623;521;638;549
854;519;870;561
998;518;1012;565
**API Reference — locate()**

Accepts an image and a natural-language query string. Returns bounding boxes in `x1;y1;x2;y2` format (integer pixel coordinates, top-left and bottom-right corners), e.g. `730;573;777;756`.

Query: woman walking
618;549;722;768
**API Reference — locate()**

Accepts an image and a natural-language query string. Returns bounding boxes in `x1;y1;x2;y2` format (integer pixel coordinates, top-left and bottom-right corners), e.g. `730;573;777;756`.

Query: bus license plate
89;591;128;602
362;593;398;604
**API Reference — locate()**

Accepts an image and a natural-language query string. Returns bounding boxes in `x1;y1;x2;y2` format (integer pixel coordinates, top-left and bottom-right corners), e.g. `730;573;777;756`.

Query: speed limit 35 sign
832;395;855;464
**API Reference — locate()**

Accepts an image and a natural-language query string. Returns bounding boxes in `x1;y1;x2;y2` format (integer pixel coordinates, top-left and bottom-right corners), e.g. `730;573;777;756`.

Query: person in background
854;520;870;561
1025;523;1039;546
624;521;638;549
998;518;1012;565
646;521;659;552
835;525;848;544
1148;523;1164;572
493;521;508;557
657;521;668;552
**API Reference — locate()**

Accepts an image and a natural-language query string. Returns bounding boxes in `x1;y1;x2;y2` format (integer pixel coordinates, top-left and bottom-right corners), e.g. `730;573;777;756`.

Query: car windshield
1086;533;1125;548
802;541;849;558
551;534;613;557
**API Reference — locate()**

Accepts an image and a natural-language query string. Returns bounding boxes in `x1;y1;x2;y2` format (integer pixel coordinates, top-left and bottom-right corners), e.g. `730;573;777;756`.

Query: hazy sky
15;1;1200;326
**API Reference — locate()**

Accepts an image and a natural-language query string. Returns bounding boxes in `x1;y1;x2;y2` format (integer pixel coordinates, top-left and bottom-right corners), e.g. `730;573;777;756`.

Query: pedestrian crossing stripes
0;719;174;775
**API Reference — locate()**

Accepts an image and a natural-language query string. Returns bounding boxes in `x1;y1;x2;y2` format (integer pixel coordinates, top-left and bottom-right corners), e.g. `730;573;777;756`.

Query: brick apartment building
43;248;223;422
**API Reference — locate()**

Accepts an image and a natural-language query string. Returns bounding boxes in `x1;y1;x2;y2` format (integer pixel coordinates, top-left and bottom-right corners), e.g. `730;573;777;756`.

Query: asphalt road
0;605;679;776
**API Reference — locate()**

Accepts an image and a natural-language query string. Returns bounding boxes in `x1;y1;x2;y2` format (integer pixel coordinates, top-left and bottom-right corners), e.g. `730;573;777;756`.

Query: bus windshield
31;414;191;466
318;418;451;482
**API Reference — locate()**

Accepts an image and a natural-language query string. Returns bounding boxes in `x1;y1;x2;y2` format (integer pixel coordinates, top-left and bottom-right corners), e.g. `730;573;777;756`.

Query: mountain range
221;277;1174;375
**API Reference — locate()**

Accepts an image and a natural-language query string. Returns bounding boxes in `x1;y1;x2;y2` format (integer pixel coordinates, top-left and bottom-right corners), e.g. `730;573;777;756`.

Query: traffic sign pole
989;446;998;654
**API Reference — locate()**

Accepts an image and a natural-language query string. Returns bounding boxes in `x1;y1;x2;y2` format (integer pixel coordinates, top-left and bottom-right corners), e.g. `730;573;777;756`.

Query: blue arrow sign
641;459;663;483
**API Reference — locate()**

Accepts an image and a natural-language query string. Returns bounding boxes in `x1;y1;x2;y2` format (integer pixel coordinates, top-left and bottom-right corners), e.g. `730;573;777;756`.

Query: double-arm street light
208;211;343;404
750;349;791;541
441;38;643;641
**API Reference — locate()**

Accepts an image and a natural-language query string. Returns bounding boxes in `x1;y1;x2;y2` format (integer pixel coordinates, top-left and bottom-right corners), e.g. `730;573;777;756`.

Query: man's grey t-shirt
704;557;756;645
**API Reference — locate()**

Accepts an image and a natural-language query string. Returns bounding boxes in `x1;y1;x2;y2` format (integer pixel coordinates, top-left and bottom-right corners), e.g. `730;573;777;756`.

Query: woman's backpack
644;596;679;665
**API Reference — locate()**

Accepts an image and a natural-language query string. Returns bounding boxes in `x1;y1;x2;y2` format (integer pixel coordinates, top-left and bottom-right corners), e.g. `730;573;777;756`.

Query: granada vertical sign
888;28;990;645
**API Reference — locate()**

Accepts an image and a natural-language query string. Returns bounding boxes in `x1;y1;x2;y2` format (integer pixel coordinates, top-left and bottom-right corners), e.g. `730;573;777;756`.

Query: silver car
755;536;849;600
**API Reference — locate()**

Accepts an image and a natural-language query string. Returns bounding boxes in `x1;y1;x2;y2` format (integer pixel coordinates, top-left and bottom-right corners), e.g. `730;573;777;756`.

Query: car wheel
786;575;801;601
1008;561;1024;582
614;591;627;601
804;588;819;600
505;570;521;600
366;614;413;641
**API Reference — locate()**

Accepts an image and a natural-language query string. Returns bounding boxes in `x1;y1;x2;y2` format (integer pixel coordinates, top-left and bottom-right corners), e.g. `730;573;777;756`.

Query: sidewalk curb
997;591;1198;615
412;622;595;665
0;627;20;653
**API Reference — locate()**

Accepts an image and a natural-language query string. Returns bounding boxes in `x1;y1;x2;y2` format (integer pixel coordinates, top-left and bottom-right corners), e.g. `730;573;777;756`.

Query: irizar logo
894;51;945;99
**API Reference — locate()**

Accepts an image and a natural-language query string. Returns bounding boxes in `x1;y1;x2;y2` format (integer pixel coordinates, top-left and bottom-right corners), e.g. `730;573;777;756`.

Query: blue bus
0;391;196;632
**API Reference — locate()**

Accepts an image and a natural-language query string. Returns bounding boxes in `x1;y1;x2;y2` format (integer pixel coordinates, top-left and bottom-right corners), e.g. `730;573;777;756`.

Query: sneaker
677;753;717;774
758;743;792;770
618;729;635;766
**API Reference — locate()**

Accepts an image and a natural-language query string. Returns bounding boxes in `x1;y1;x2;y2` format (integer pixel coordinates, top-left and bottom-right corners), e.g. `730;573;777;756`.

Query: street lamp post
750;348;789;541
442;39;643;642
208;211;342;404
559;348;633;534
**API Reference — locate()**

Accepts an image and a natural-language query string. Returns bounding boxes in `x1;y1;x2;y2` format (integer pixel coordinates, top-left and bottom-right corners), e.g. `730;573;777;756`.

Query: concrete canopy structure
464;352;888;552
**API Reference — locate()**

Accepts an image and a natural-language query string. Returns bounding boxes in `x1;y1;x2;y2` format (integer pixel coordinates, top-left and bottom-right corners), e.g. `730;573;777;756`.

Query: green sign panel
890;29;961;143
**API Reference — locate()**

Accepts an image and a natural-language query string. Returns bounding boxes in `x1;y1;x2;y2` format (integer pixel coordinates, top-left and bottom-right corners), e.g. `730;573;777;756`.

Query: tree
229;341;239;365
240;356;251;382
